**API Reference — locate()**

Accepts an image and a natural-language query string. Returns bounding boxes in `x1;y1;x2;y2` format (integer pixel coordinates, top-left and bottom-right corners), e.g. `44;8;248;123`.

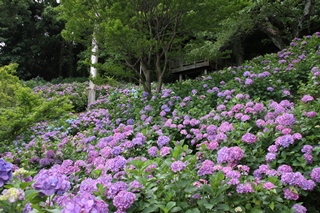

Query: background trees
0;0;85;80
0;0;319;86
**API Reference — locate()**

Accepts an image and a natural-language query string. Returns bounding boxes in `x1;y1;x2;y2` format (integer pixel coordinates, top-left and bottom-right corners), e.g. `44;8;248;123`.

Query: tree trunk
142;70;151;94
68;42;74;78
88;36;98;109
232;37;244;66
156;74;163;93
259;23;287;50
58;40;65;77
295;0;313;37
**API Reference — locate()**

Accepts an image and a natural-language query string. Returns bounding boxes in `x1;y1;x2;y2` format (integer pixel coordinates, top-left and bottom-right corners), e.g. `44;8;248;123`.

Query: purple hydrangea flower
217;146;244;165
106;181;128;199
197;160;214;176
283;188;299;200
301;95;314;103
236;183;254;193
275;135;294;148
157;136;170;147
160;146;171;156
303;153;313;164
311;167;320;182
263;182;275;190
62;192;109;213
268;145;278;153
241;133;257;144
32;166;70;196
46;150;56;159
245;78;253;85
206;124;217;135
241;115;250;122
292;204;307;213
171;161;186;173
148;146;159;157
275;113;296;126
129;180;144;192
113;190;136;212
266;153;276;162
301;145;313;153
108;156;127;172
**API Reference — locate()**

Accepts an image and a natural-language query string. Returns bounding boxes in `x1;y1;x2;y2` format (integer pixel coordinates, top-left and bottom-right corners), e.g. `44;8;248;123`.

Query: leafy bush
0;64;72;152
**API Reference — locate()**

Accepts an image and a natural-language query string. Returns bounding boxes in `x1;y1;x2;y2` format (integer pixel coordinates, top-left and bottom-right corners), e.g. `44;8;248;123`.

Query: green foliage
0;65;72;151
0;63;20;107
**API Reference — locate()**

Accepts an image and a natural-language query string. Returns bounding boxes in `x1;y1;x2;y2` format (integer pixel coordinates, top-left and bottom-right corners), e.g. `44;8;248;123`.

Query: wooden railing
169;59;209;73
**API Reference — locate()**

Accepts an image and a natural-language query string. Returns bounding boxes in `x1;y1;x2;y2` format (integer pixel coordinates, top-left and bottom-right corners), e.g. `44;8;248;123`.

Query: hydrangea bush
1;33;320;212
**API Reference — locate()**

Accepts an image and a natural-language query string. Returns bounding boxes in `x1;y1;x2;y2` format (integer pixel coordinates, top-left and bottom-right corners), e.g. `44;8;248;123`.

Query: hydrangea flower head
236;183;254;193
148;146;159;157
292;204;307;213
301;95;314;103
157;136;170;147
32;167;70;196
62;192;109;213
241;133;257;144
171;161;186;173
311;167;320;183
0;159;13;187
0;188;24;203
113;190;136;212
197;160;214;176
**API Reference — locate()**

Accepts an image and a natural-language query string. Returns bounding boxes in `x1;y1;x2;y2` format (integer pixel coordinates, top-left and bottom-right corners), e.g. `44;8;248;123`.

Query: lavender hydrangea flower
263;182;275;190
275;113;296;126
46;150;56;159
311;167;320;182
32;167;70;196
301;145;313;153
236;183;254;194
0;159;13;187
108;156;127;172
113;190;136;212
283;188;299;200
129;180;144;192
292;204;307;213
275;135;294;148
148;146;159;157
157;136;170;147
241;133;257;144
171;161;186;173
217;146;244;165
266;153;276;162
160;146;171;156
106;181;128;199
197;160;214;176
62;192;109;213
301;95;314;103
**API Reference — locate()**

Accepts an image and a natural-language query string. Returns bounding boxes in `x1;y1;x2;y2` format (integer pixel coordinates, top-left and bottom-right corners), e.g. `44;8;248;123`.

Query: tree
247;0;318;50
184;0;253;64
59;0;224;93
0;0;82;80
185;0;320;66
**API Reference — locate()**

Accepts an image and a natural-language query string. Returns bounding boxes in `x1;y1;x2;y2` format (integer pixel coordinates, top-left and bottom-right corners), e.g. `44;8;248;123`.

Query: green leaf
166;201;176;210
170;206;182;212
186;208;200;213
269;202;275;210
204;203;214;210
217;204;230;211
141;204;159;213
20;181;33;190
184;186;198;194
